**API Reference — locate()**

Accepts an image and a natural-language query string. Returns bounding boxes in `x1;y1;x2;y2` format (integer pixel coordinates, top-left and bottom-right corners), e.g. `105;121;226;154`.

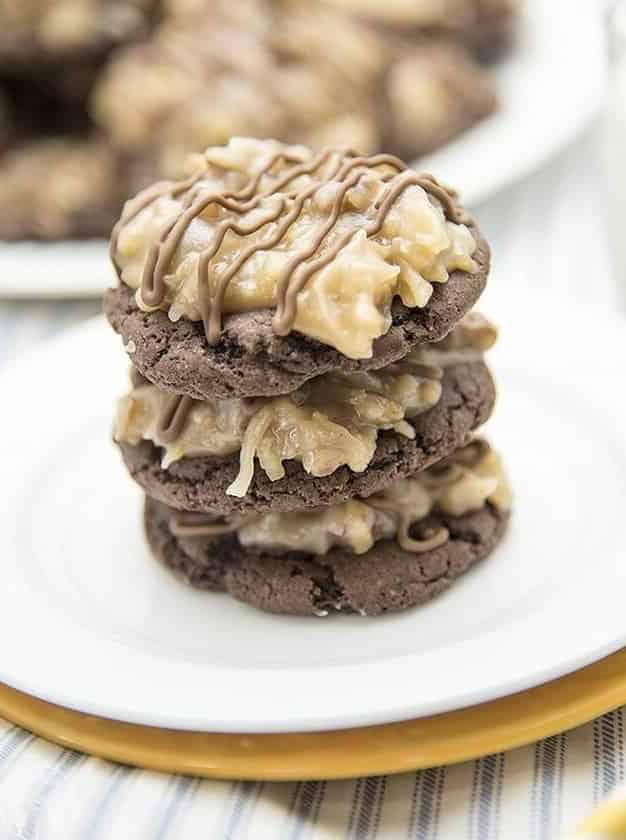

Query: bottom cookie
143;441;511;617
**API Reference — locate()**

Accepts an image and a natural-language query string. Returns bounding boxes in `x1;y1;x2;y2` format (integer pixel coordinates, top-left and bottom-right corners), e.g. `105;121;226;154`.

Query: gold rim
2;650;626;781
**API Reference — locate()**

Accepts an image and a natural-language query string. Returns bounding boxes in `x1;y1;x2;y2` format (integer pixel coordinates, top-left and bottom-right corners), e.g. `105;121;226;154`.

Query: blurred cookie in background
91;1;496;188
0;73;94;140
266;4;385;150
314;0;477;28
92;19;292;186
320;0;521;61
0;1;161;241
0;0;160;65
163;0;273;32
0;1;162;141
0;0;515;241
269;9;497;158
384;41;498;159
0;137;127;239
91;5;383;186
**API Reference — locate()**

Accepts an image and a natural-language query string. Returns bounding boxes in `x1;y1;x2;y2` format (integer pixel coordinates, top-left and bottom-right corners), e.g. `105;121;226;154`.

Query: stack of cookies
105;137;511;617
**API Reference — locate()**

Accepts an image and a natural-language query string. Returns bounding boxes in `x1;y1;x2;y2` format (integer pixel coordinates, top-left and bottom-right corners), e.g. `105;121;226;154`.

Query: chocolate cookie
0;0;158;66
104;226;489;400
144;495;509;616
384;42;498;160
117;360;495;515
0;137;127;240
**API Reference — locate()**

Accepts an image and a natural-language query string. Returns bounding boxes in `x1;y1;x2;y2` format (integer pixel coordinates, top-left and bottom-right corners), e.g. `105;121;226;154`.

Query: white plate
1;305;626;734
0;0;604;301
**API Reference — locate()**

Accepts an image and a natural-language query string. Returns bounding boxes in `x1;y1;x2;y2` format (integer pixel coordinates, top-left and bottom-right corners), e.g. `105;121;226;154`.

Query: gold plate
2;650;626;781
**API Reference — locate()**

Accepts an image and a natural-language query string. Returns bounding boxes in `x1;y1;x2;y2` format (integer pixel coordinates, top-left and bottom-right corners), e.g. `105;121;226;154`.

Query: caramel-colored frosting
170;439;511;556
115;354;444;497
111;137;477;359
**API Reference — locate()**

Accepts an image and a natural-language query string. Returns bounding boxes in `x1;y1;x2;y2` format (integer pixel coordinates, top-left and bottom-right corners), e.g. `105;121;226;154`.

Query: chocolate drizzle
110;173;202;278
155;393;196;444
397;524;449;554
111;145;470;346
168;501;449;555
129;367;148;388
128;365;197;441
365;494;450;554
170;511;252;538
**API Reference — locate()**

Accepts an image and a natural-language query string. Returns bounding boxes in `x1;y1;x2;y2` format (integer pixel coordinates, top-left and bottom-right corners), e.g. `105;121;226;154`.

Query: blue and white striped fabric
0;713;622;839
0;131;622;839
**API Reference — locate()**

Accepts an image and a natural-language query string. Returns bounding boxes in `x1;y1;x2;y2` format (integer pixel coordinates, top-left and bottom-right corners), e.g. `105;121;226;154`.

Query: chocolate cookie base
104;225;489;400
144;496;509;616
117;360;495;516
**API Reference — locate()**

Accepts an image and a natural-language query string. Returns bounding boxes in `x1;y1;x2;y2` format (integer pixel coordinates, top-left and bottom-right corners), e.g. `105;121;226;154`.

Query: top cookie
105;137;489;399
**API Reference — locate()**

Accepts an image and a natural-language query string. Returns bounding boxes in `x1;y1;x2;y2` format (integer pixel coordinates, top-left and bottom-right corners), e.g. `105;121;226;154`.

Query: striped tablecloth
0;130;624;840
